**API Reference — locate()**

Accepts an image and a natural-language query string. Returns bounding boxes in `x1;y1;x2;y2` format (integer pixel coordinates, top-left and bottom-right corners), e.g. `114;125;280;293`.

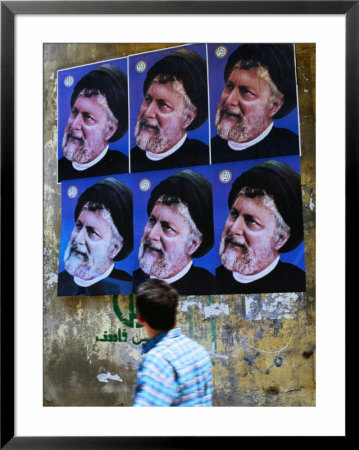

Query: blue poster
57;44;307;297
57;57;129;182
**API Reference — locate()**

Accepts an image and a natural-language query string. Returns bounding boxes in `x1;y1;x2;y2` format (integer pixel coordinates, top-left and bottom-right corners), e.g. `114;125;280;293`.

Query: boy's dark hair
136;279;178;331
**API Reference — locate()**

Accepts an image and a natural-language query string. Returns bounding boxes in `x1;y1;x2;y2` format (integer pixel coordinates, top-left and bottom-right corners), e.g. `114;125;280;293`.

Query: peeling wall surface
43;44;315;407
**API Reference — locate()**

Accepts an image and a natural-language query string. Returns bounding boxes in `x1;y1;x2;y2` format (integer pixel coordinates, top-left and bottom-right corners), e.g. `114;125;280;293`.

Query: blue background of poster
207;43;299;140
58;173;134;276
57;44;306;295
128;43;210;153
212;155;305;272
132;164;215;276
57;56;129;168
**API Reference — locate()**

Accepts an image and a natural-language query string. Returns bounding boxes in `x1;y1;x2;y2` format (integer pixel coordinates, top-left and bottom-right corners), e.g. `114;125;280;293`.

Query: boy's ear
137;313;145;325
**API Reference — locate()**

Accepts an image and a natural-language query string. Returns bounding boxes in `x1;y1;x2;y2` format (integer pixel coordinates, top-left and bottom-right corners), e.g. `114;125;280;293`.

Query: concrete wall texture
43;43;315;407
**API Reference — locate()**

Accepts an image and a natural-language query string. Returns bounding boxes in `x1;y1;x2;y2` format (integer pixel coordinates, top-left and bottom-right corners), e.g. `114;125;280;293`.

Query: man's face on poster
219;194;289;275
134;82;195;154
138;202;201;279
64;208;122;280
62;95;117;164
215;67;283;143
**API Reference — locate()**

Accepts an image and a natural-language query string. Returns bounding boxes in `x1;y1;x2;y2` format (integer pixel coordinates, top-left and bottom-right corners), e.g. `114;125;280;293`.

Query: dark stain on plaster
269;319;282;336
254;329;264;340
273;356;283;367
266;386;279;395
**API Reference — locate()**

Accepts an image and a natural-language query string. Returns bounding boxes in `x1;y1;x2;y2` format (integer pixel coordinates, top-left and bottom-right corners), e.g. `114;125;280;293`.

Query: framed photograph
1;1;353;447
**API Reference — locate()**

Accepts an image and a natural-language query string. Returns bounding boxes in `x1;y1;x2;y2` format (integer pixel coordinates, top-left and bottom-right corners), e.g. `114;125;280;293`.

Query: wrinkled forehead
78;202;116;231
78;199;105;212
71;94;109;119
233;189;277;212
83;89;114;108
148;77;187;100
75;207;109;227
231;62;281;97
150;199;193;227
151;198;184;215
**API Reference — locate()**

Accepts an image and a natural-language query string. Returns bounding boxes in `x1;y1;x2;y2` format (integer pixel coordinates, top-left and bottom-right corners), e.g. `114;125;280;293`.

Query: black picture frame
1;1;353;447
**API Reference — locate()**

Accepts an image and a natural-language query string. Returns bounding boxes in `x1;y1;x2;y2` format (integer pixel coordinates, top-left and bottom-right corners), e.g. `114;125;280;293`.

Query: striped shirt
133;328;212;406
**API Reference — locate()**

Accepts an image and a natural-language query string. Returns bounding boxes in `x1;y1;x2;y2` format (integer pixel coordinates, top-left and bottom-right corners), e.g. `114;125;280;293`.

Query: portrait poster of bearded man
208;43;300;164
213;155;306;295
129;43;210;173
132;166;215;296
58;174;134;296
57;57;129;182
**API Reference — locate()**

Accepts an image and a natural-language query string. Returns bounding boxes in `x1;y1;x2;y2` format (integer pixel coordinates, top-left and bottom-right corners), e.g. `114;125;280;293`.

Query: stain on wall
43;43;315;407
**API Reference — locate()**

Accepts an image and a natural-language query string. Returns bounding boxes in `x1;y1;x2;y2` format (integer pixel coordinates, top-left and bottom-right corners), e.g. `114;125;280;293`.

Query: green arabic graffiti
95;327;148;345
113;294;143;329
96;328;128;343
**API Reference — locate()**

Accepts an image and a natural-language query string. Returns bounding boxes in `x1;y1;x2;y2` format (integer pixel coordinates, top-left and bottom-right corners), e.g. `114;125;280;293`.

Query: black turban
224;44;297;119
70;64;128;142
147;170;214;258
228;160;303;253
143;48;208;130
74;178;133;260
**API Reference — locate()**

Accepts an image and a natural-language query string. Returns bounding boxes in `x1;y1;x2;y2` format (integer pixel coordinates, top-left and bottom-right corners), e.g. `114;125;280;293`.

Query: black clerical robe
215;261;306;294
58;149;128;181
133;265;215;296
58;268;132;296
130;138;209;173
211;127;299;164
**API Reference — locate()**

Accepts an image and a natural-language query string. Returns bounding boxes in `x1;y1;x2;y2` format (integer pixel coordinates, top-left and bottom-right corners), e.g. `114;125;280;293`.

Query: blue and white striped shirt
133;328;212;406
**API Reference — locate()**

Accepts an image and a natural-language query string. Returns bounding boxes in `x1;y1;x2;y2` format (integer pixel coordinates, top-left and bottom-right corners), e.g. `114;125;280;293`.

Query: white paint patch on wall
204;303;229;318
263;294;299;319
210;342;229;360
97;372;123;383
180;300;202;312
245;296;260;318
86;345;92;365
245;293;300;320
309;194;315;211
45;272;58;289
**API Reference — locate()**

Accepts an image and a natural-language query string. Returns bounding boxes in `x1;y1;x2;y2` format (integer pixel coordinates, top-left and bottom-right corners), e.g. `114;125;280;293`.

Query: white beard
62;130;106;164
134;118;185;154
138;239;190;279
64;242;111;280
214;107;269;143
219;234;277;276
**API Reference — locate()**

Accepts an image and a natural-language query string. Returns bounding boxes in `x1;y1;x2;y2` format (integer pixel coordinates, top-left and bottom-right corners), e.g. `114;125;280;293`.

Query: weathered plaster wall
43;43;315;407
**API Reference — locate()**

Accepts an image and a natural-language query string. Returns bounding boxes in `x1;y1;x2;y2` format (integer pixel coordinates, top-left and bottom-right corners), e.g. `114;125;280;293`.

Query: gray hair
237;187;290;237
151;76;197;116
233;62;284;104
81;201;123;246
154;195;202;242
77;88;119;128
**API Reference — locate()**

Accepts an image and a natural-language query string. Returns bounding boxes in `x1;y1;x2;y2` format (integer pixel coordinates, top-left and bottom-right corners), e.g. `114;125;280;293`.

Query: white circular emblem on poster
219;169;232;184
139;178;151;192
64;75;74;87
67;185;78;199
135;60;147;73
215;46;227;59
